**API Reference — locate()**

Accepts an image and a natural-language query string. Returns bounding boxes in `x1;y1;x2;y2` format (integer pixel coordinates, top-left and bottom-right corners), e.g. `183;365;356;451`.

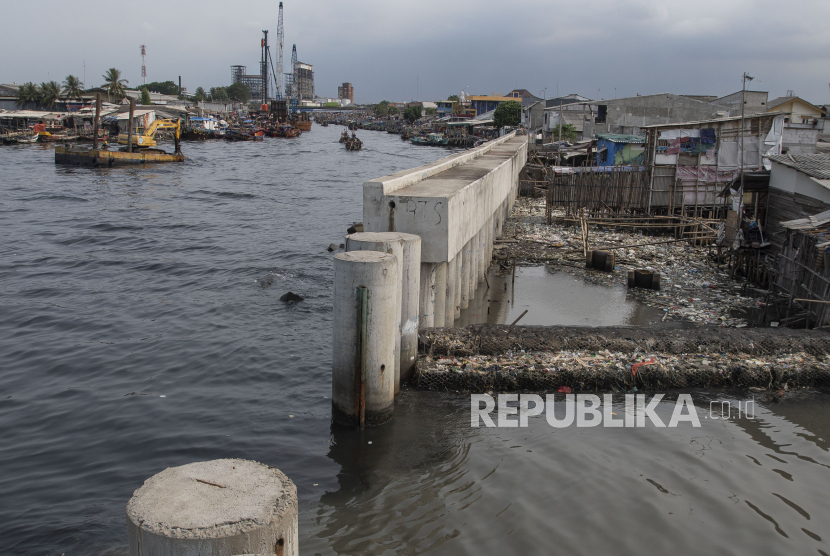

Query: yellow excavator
117;118;181;148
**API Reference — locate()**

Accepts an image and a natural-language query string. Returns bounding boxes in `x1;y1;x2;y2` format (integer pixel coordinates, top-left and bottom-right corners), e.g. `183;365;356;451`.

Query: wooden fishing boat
344;137;362;151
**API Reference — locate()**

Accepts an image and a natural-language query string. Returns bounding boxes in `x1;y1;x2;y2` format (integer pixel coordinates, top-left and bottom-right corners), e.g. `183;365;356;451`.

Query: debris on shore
494;198;763;327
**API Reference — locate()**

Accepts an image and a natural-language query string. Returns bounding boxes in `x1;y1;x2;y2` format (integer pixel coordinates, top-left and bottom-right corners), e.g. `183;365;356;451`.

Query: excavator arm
118;118;181;148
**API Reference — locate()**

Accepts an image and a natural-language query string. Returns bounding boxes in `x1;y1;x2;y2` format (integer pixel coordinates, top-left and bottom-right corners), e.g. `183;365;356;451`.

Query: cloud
1;0;829;104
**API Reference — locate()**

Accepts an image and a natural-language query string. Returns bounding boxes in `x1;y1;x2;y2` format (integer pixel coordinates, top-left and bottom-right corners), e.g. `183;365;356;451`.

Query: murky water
458;265;666;327
1;129;829;555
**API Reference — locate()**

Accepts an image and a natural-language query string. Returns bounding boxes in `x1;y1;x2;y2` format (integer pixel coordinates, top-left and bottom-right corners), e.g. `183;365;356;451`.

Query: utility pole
557;100;563;167
740;72;754;216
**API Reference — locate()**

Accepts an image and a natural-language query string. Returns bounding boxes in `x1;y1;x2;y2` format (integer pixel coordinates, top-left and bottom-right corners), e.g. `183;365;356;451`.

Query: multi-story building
230;65;264;101
294;62;314;101
338;82;354;102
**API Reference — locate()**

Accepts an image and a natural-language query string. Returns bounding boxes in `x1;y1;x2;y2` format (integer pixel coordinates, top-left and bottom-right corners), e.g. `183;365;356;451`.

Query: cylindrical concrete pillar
126;459;298;556
332;250;397;426
345;232;418;394
419;262;436;332
460;240;471;310
433;262;447;328
445;255;458;325
394;233;421;384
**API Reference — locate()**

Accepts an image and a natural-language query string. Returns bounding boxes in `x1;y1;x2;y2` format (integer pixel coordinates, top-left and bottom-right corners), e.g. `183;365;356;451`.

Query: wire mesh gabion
417;325;830;393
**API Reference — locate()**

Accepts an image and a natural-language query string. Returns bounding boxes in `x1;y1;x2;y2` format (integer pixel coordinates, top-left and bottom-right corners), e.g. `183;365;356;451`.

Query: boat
344;135;362;151
55;145;184;166
411;132;449;147
15;131;41;144
339;130;349;143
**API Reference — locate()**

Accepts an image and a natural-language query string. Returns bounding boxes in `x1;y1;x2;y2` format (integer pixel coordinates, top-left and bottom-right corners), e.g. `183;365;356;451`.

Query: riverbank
491;197;768;327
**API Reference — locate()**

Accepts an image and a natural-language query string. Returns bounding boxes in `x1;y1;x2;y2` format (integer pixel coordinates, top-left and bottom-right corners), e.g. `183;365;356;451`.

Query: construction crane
291;44;298;103
275;2;284;99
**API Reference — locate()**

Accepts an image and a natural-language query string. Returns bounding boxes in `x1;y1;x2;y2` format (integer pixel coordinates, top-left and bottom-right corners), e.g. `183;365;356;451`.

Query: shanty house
595;134;646;166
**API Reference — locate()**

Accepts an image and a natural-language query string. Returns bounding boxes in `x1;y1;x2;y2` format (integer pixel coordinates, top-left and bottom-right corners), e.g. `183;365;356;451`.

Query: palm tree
102;67;128;102
63;75;84;99
38;81;62;109
15;82;40;108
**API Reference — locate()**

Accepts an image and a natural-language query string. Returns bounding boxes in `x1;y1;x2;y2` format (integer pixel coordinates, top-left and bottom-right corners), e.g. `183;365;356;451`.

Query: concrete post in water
395;233;421;383
126;458;298;556
346;232;420;390
126;97;135;154
433;262;447;328
419;263;436;332
92;93;101;151
332;251;398;426
460;240;471;310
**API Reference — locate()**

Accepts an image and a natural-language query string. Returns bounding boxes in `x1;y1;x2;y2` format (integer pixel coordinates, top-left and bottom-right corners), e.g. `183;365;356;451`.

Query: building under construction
231;65;265;101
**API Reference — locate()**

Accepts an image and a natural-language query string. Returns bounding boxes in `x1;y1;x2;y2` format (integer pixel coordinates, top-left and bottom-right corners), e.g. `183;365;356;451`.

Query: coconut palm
15;82;40;108
63;75;84;99
38;81;62;109
102;67;128;102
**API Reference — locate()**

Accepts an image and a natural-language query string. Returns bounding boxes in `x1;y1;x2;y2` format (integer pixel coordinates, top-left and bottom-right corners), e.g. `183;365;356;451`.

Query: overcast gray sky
3;0;829;105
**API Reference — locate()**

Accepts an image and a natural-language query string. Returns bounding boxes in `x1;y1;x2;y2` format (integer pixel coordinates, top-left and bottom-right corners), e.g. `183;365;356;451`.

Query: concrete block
126;459;298;556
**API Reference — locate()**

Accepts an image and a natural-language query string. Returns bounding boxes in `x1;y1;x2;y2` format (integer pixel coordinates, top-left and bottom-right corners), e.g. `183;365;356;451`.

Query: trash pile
416;349;830;393
494;198;762;327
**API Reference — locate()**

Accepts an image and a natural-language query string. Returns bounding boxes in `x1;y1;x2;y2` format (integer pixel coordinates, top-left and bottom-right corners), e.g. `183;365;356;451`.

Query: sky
2;0;829;105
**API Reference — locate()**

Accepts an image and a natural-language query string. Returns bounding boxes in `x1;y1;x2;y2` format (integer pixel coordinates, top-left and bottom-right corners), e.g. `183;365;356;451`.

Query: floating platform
54;146;184;167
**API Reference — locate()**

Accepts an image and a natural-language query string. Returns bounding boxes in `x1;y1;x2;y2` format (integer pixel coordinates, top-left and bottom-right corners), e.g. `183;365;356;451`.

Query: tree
447;94;460;102
425;107;437;116
193;87;206;102
209;86;229;102
373;100;390;116
227;82;251;102
15;82;40;108
62;75;84;99
388;105;400;115
552;123;578;143
38;81;61;109
139;86;152;105
146;81;180;96
493;100;521;128
403;105;422;124
102;68;128;102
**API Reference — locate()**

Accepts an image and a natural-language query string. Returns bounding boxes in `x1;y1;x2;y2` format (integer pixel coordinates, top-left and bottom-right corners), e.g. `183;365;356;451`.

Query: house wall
771;99;824;124
715;91;769;114
783;126;821;155
595;94;733;135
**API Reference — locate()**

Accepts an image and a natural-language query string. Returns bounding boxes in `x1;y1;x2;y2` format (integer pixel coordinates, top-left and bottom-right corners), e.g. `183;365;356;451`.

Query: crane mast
276;2;284;99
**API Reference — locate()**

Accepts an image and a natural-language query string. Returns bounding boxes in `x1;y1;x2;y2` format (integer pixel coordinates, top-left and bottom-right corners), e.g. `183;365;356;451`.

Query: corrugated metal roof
769;154;830;180
596;133;646;144
780;209;830;230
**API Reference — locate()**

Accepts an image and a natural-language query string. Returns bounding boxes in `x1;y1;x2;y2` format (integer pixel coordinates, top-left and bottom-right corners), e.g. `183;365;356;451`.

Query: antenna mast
140;45;146;85
276;2;284;99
